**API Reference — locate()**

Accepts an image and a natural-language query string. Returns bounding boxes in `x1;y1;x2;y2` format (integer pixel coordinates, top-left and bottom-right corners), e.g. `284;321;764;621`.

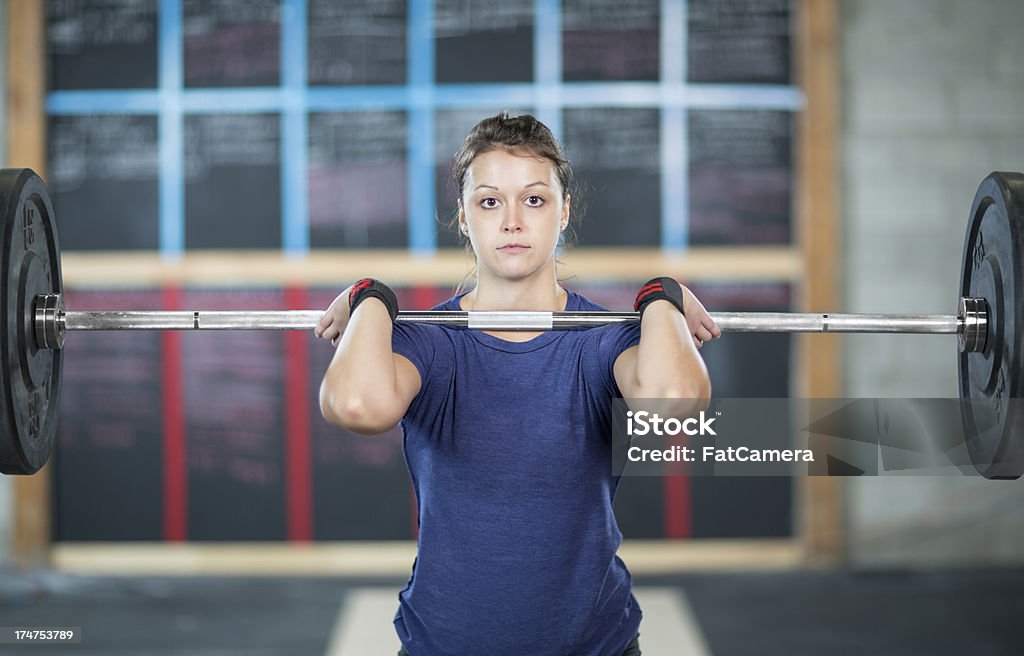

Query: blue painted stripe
48;83;804;115
306;86;411;110
661;107;687;250
686;84;804;109
280;0;308;254
182;88;286;112
407;0;435;253
47;91;162;114
661;0;688;249
436;84;545;108
662;0;686;85
533;0;562;138
159;0;183;258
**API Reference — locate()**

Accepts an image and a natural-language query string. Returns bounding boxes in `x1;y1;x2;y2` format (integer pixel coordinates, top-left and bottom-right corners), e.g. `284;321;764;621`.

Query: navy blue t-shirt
390;291;642;655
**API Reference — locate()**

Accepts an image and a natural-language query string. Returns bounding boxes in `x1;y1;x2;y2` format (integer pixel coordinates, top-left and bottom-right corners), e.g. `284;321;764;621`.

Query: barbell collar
957;296;988;353
34;293;65;350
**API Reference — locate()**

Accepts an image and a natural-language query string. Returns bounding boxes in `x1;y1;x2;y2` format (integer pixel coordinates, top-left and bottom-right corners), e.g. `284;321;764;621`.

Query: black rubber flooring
0;568;1020;654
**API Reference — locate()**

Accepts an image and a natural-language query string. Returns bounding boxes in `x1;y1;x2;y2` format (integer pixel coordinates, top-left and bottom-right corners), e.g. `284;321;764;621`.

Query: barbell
1;168;1021;479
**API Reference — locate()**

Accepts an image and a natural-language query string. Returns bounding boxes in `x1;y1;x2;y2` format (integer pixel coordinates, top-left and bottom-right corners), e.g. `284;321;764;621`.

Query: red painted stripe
162;287;187;541
663;461;691;538
409;286;437;310
285;287;313;542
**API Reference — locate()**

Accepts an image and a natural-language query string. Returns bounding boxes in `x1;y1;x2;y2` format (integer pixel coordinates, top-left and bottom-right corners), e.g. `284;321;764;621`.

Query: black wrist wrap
349;278;399;321
634;277;685;317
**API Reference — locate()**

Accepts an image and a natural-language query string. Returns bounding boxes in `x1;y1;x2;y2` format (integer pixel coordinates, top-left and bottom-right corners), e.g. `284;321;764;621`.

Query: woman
316;112;719;655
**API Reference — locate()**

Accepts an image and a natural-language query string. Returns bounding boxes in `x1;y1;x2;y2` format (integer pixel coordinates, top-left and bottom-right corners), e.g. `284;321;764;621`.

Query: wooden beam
797;0;843;566
52;539;801;576
6;0;51;567
58;246;804;289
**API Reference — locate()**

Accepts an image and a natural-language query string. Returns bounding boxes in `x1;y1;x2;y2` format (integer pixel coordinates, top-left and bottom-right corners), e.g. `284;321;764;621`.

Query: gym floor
1;568;1020;655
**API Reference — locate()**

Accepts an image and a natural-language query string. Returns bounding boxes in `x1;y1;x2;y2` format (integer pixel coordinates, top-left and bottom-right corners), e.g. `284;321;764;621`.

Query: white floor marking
632;587;713;656
324;588;401;655
324;587;713;655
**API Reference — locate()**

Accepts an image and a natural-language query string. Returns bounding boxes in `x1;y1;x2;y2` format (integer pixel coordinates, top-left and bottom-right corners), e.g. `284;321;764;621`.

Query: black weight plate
959;172;1024;479
0;169;62;475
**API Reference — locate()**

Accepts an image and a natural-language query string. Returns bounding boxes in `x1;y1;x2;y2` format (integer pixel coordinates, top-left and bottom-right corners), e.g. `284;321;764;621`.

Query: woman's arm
613;284;718;413
316;287;421;435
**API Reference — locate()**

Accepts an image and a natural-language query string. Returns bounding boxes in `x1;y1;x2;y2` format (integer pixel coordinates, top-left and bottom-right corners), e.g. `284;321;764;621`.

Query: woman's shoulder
566;290;611;312
431;293;465;311
565;289;640;348
392;293;464;346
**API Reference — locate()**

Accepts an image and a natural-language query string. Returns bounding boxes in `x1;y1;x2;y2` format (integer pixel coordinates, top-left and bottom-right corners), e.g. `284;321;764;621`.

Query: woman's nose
501;208;522;232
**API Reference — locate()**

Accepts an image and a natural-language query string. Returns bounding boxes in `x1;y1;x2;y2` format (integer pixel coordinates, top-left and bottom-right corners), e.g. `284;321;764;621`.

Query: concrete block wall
841;0;1024;565
0;0;9;564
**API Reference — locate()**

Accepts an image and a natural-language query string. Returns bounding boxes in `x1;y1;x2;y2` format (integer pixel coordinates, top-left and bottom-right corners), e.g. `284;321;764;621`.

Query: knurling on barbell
0;168;1021;478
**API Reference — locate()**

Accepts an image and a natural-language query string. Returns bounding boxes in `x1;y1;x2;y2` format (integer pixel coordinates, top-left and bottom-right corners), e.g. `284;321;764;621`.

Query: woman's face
459;148;570;283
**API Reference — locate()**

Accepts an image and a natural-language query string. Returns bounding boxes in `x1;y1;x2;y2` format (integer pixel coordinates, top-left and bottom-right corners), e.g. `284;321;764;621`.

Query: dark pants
398;633;641;655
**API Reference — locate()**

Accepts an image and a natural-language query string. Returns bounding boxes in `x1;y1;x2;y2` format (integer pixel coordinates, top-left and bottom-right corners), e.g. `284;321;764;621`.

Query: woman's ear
561;194;571;231
458;202;468;235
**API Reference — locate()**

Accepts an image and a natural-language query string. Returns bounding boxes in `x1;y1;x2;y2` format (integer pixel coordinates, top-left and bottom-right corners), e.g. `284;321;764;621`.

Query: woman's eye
525;196;544;206
481;198;499;208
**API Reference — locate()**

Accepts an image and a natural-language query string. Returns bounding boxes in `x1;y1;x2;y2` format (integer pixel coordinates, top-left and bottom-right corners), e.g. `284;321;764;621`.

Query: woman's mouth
498;244;529;253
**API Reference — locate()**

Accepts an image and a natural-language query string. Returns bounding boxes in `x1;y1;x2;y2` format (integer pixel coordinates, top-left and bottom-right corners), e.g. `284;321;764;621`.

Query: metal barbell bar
33;293;988;352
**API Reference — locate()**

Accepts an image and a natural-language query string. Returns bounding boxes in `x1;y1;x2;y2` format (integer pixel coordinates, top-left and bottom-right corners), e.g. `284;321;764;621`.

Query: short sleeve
391;321;438;386
596;322;641;397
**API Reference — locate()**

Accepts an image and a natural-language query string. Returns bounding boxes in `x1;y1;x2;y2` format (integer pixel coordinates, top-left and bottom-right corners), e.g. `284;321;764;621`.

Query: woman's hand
314;284;354;347
681;285;722;349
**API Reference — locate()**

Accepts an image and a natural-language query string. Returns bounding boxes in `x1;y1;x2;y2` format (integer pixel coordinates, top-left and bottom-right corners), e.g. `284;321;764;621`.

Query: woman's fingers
677;284;722;349
319;321;339;343
695;325;715;343
314;315;329;338
315;287;354;343
704;316;722;339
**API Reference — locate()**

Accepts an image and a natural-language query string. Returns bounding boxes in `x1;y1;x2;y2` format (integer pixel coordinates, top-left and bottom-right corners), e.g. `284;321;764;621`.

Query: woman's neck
461;274;567;312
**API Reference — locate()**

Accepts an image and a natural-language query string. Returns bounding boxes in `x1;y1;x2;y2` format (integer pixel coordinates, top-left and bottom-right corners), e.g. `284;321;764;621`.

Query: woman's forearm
631;300;712;404
319;298;406;434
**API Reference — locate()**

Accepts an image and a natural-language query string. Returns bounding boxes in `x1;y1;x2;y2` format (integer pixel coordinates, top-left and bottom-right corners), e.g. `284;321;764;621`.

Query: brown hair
448;111;577;247
452;111;572;200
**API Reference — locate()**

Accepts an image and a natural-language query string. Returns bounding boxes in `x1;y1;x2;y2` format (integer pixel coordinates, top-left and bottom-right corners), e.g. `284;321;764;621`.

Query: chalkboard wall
48;115;160;250
46;0;797;253
54;282;793;542
47;0;159;89
309;111;409;248
184;114;282;249
308;0;407;85
46;0;800;542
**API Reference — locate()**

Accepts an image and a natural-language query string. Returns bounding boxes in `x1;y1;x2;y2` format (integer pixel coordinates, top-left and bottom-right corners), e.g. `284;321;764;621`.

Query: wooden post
797;0;843;565
7;0;51;567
